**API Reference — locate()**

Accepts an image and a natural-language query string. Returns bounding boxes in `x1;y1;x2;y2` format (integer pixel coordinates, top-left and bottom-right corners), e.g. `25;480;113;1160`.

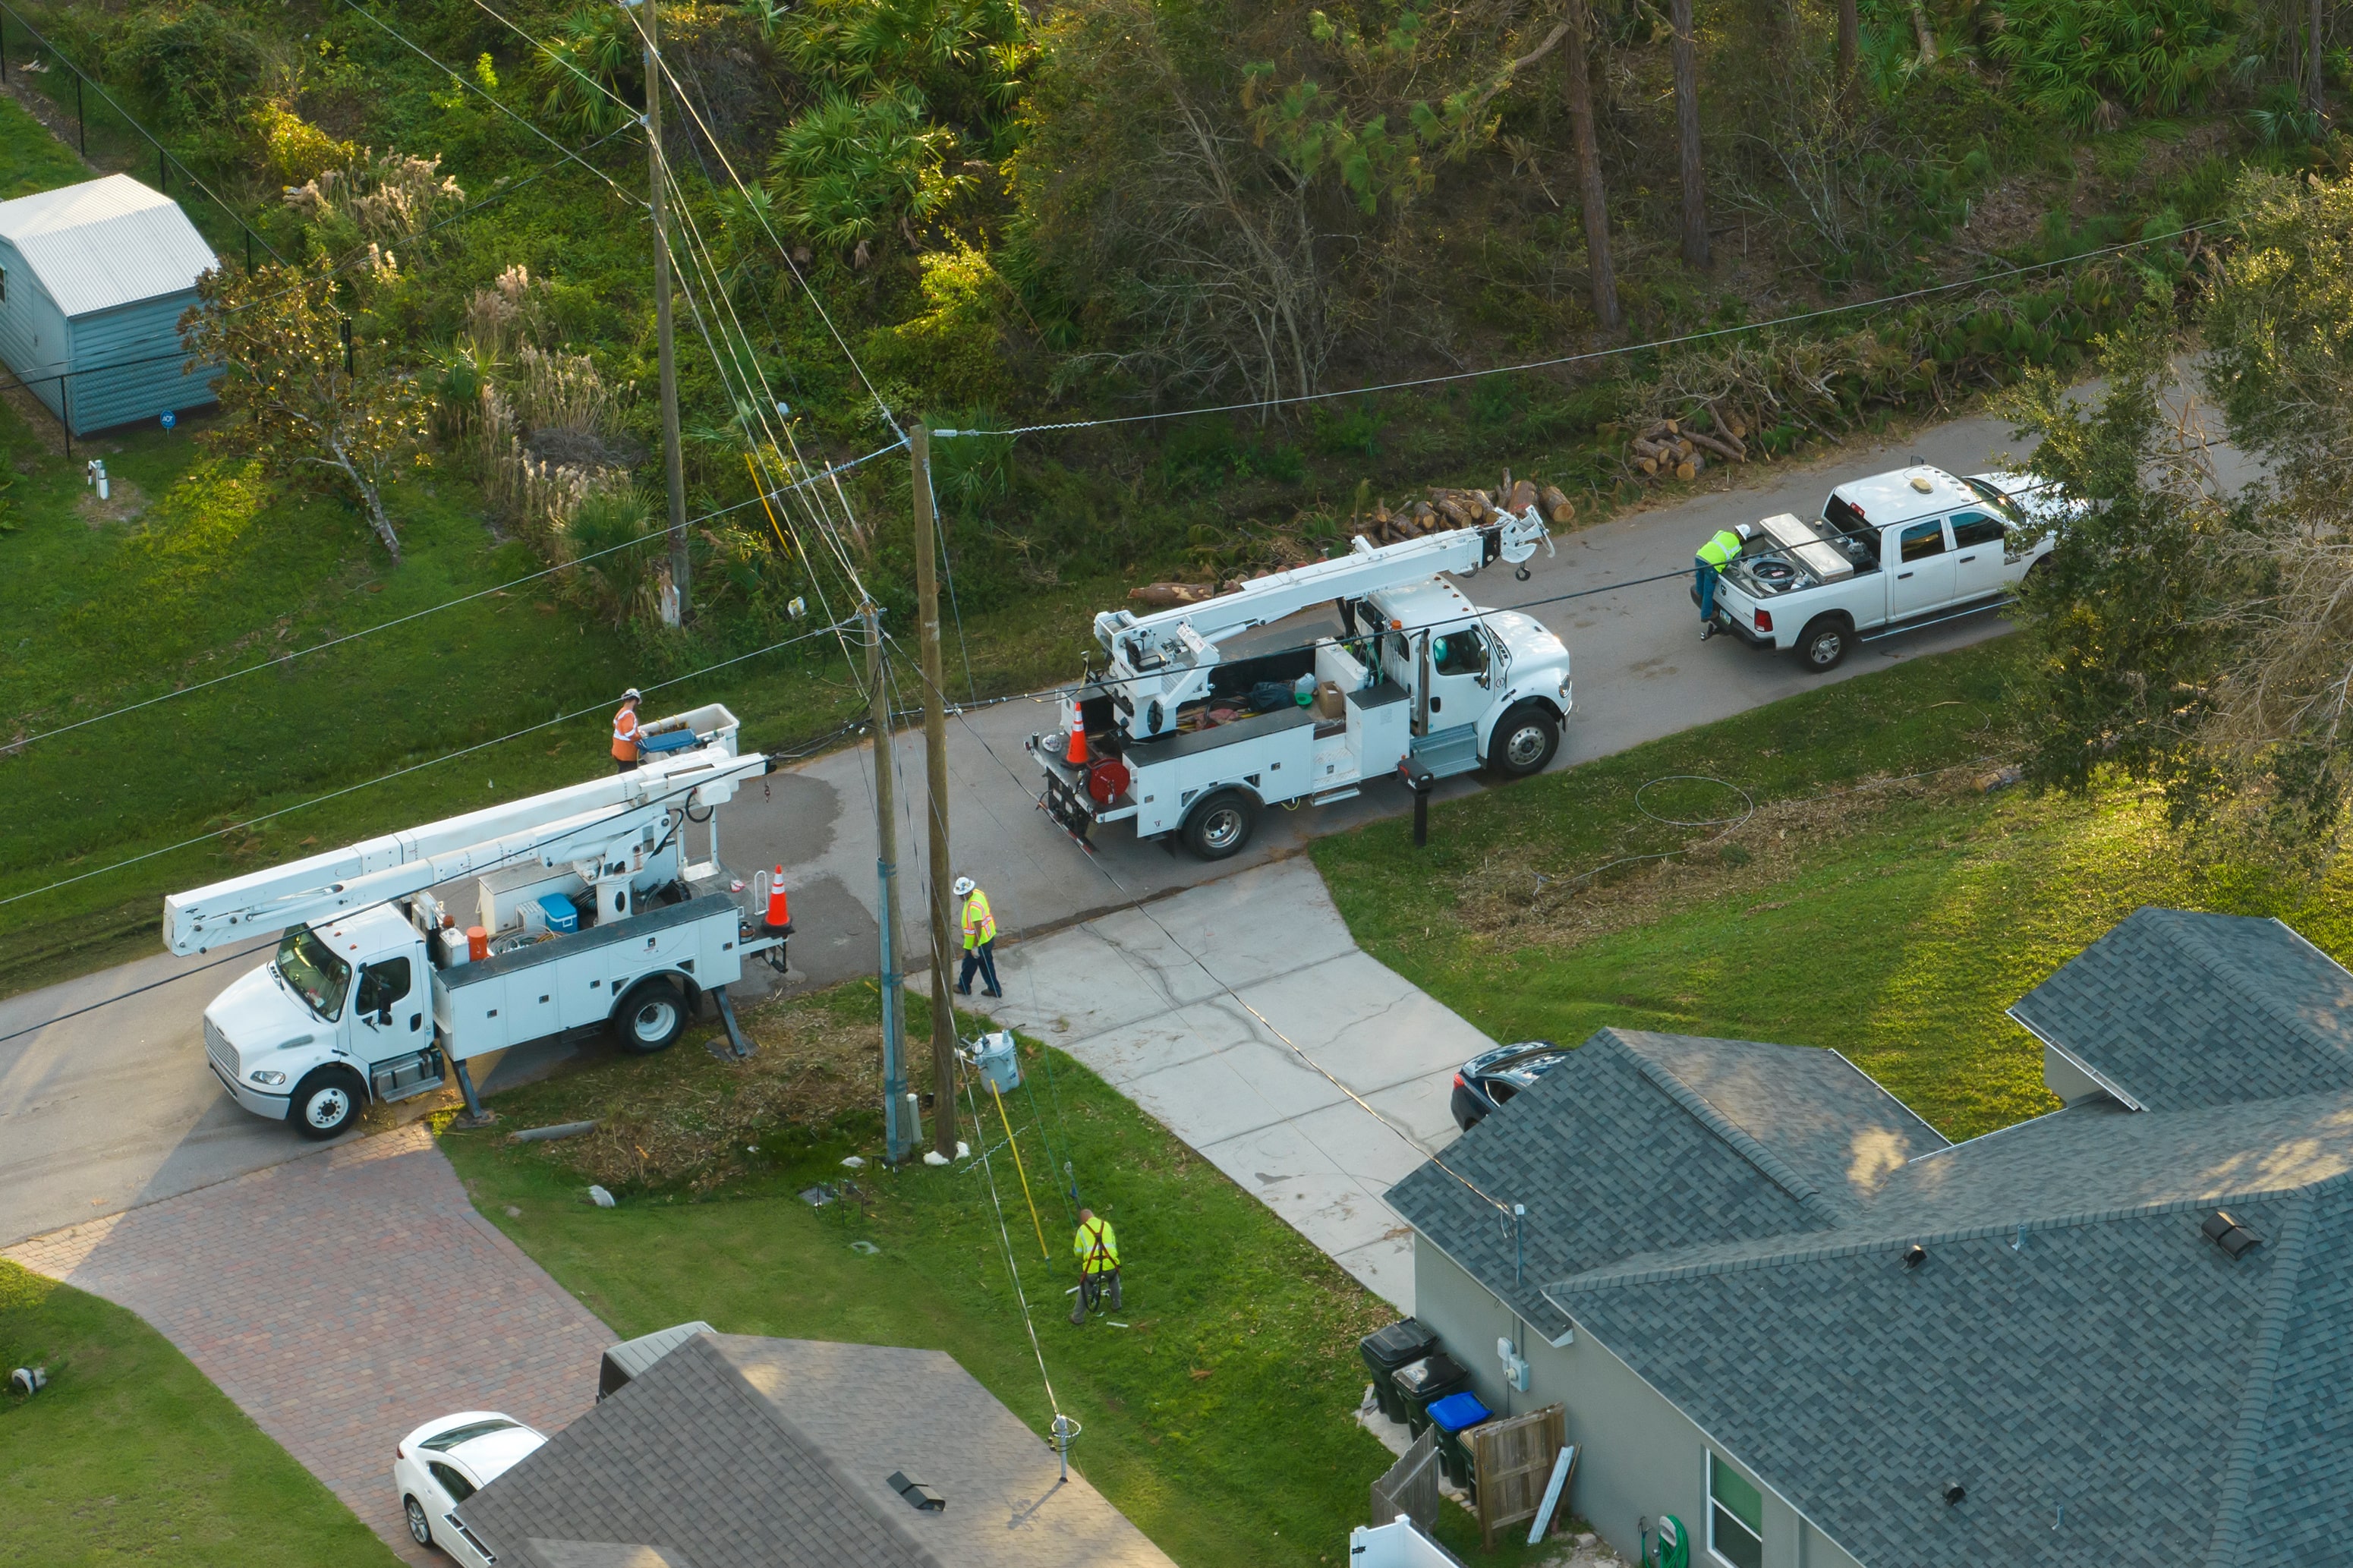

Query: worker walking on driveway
1071;1207;1120;1324
1694;524;1753;643
611;688;643;773
953;876;1002;998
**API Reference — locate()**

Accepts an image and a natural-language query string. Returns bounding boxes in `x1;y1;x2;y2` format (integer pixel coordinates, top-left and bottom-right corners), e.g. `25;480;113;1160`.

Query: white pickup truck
1699;466;2062;671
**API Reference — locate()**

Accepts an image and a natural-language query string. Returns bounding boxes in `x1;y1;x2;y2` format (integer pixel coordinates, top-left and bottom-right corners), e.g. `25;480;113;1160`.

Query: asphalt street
0;407;2253;1247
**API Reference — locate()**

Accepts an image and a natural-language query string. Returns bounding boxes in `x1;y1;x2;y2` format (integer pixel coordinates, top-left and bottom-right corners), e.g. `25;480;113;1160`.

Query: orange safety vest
612;706;640;762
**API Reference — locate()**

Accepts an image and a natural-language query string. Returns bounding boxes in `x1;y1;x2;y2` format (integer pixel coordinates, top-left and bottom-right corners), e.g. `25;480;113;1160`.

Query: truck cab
203;905;435;1135
1363;578;1573;778
1703;466;2062;670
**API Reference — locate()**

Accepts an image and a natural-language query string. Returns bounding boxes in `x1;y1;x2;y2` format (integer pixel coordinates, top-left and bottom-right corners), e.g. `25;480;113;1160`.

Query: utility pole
640;0;691;622
912;425;959;1158
867;606;912;1163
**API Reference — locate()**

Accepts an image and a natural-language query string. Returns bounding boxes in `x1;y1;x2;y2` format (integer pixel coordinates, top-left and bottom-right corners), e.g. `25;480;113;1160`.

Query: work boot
984;987;1003;999
954;984;972;996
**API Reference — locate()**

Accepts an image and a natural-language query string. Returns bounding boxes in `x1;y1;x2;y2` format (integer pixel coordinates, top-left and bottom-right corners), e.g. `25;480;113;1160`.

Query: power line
937;223;2216;440
1;616;859;912
7;439;906;753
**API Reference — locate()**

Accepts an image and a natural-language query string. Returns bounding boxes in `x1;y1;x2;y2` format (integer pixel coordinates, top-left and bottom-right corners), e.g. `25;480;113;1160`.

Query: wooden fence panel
1371;1427;1441;1533
1471;1403;1567;1549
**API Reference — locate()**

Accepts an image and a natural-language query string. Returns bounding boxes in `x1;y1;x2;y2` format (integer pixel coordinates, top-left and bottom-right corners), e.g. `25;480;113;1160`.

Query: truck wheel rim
1810;633;1841;665
304;1087;349;1129
633;1000;678;1041
1202;808;1243;851
1506;724;1549;768
405;1499;431;1545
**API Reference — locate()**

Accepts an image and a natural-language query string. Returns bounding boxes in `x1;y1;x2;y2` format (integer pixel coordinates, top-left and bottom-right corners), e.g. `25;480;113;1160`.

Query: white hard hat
1736;524;1755;541
622;687;642;703
952;877;976;898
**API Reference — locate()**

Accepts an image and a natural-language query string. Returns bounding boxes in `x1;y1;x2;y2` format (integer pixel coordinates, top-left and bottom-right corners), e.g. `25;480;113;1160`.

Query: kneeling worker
1071;1206;1120;1324
1694;524;1753;643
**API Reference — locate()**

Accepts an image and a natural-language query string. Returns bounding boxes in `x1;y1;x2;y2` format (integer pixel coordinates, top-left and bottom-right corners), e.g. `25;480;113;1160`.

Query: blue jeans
958;941;1000;994
1696;559;1720;625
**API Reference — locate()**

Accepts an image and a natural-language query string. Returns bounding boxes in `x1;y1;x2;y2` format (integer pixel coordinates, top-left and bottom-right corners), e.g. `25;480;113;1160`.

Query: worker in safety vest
1694;524;1754;642
611;688;643;773
953;876;1003;998
1070;1207;1120;1324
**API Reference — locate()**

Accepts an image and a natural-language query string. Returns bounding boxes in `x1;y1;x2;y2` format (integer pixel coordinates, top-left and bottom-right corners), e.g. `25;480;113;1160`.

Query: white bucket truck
1034;508;1570;858
168;704;786;1138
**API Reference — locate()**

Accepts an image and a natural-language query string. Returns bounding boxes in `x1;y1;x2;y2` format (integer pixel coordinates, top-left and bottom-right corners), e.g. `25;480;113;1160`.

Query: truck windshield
275;927;351;1021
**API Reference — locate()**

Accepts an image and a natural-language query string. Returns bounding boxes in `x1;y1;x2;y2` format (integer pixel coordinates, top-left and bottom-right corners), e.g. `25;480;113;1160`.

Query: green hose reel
1646;1513;1689;1568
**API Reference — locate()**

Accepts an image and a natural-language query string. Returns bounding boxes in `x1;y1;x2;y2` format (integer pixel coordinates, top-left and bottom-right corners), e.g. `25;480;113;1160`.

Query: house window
1708;1453;1765;1568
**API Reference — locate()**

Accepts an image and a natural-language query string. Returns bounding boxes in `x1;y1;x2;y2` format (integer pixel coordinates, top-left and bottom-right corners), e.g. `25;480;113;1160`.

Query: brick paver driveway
4;1124;610;1563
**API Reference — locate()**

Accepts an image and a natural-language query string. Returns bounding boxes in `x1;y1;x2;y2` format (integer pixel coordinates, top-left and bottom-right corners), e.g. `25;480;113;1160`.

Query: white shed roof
0;174;219;320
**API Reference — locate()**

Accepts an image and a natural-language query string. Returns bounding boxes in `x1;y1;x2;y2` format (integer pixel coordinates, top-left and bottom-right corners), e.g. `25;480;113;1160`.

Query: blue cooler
639;726;697;755
1428;1390;1493;1492
537;893;580;934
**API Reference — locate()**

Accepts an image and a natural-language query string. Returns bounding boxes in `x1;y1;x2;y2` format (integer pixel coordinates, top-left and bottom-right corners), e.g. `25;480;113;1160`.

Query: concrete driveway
973;856;1482;1311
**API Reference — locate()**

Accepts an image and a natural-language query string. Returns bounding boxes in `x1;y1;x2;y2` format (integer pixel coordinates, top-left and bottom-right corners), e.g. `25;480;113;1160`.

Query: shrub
769;87;973;250
1984;0;2241;128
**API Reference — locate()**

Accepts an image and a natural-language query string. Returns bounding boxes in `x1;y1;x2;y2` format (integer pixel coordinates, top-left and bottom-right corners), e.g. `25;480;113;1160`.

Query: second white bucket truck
1034;508;1570;858
168;704;786;1139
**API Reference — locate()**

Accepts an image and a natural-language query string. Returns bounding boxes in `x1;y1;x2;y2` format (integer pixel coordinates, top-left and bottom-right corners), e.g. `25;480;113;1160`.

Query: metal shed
0;173;220;436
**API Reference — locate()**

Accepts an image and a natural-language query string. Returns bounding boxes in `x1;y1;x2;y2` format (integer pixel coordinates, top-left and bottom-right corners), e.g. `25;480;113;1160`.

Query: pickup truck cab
1701;466;2062;671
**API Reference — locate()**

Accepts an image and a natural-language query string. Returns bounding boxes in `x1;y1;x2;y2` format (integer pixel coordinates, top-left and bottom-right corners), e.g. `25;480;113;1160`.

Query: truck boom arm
165;735;764;955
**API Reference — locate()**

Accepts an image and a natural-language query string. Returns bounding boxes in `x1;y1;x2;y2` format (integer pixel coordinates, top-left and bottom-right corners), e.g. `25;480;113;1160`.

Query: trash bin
1358;1319;1440;1424
1428;1390;1493;1492
1393;1351;1473;1438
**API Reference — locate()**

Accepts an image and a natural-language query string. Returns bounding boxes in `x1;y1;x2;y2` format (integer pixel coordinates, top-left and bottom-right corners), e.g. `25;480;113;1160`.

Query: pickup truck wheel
1488;704;1560;779
1797;616;1854;673
614;978;688;1054
1183;789;1256;861
288;1068;364;1141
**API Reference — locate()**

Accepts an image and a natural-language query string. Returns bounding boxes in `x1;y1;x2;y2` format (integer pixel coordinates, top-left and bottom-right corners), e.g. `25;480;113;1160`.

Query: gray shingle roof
461;1335;1174;1568
1391;911;2353;1568
2009;907;2353;1110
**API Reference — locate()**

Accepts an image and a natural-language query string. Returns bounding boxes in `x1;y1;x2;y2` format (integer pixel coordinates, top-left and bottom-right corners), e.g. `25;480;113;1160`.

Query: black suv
1449;1041;1570;1132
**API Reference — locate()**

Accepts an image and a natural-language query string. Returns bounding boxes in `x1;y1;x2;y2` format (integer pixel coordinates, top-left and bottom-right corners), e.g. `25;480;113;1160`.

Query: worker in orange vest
611;688;643;773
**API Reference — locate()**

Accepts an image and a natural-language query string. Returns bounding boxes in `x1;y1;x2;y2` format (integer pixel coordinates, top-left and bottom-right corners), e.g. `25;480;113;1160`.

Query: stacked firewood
1627;414;1748;482
1358;468;1577;546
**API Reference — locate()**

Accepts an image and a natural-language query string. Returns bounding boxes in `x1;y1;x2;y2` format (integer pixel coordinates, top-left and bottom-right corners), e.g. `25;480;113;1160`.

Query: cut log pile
1625;414;1749;483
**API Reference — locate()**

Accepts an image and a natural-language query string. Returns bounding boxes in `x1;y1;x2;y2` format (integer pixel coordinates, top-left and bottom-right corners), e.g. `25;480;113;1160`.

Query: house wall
1411;1239;1863;1568
67;291;215;434
0;235;71;421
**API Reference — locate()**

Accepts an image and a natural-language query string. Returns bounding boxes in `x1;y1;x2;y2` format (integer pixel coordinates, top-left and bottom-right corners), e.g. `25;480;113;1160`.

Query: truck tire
1797;616;1854;673
613;978;688;1054
1488;704;1560;779
288;1067;364;1141
1183;789;1256;861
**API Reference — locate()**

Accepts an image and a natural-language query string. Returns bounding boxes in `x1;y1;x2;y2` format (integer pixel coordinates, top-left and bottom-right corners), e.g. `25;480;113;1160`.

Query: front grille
203;1017;237;1081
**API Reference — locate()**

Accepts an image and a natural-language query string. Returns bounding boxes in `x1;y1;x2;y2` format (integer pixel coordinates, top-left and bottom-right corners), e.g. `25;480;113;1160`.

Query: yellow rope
745;452;795;558
988;1074;1052;1261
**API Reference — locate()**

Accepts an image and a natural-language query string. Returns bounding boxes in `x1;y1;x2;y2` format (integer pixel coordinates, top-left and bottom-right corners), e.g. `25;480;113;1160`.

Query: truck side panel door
1423;625;1496;733
1947;509;2011;601
1887;520;1955;619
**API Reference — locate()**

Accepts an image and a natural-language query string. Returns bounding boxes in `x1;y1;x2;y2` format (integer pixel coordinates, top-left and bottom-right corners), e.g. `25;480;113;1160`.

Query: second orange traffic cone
1063;704;1088;767
765;866;793;932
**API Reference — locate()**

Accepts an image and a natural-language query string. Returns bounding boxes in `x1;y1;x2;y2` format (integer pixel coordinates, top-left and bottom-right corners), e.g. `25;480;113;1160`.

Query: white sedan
395;1410;546;1562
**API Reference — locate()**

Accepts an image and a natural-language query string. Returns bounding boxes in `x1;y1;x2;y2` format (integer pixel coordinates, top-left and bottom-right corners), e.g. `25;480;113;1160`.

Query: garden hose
1644;1514;1689;1568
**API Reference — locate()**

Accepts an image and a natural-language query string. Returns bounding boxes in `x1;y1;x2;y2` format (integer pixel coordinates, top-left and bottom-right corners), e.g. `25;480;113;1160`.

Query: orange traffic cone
765;866;793;932
1064;704;1088;767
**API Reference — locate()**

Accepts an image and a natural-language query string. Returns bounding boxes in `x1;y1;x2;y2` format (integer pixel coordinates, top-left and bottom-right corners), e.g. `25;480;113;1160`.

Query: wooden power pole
911;426;959;1158
642;0;691;622
866;606;911;1162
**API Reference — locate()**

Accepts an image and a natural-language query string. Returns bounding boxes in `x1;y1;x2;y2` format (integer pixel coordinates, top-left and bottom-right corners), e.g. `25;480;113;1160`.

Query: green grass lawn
436;983;1564;1568
1314;638;2353;1141
0;1259;400;1567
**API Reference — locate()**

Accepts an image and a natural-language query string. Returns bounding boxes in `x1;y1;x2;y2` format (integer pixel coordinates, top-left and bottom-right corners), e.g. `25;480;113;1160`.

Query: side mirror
376;1005;393;1027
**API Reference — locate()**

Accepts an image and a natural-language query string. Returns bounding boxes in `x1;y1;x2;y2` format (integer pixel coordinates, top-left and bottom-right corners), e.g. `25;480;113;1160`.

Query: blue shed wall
67;291;215;435
0;235;71;420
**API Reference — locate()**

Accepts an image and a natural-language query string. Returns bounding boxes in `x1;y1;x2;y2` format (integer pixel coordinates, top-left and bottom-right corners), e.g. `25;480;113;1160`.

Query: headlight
249;1069;287;1087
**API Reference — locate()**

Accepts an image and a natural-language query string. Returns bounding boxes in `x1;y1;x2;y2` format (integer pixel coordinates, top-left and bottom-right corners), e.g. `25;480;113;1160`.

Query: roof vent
2202;1211;2263;1259
1943;1483;1966;1507
1902;1244;1926;1270
887;1472;946;1513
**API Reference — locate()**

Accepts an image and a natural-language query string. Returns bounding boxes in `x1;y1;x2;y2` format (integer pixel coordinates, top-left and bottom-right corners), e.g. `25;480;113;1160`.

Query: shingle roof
458;1335;1176;1568
1390;912;2353;1568
1386;1031;1943;1326
0;174;217;318
2008;907;2353;1110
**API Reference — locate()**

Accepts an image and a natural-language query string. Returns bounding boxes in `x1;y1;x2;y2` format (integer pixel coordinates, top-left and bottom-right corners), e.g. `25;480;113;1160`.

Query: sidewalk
3;1124;610;1565
972;855;1490;1312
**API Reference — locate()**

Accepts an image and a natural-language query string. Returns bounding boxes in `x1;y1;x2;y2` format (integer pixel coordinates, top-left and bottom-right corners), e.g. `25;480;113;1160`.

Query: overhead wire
1;616;860;912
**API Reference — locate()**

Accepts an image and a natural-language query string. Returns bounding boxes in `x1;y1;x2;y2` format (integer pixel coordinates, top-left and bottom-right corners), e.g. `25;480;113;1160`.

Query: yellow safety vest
1696;529;1743;568
1074;1217;1120;1274
962;889;996;949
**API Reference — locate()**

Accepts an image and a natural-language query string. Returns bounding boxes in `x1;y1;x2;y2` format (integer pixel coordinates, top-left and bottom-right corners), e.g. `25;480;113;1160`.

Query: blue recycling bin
1428;1390;1493;1492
